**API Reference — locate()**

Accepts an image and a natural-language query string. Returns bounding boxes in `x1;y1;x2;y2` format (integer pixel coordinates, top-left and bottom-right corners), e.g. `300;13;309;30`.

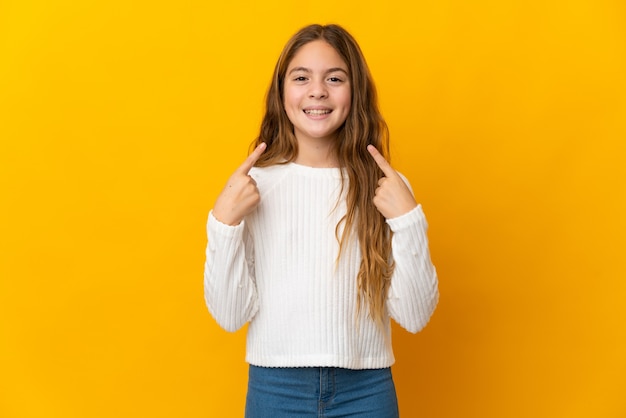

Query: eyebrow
288;66;348;75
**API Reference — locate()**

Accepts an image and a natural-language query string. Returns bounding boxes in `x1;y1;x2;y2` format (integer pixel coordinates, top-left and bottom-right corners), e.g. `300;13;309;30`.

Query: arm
204;143;266;331
386;205;439;333
366;145;439;332
204;211;259;332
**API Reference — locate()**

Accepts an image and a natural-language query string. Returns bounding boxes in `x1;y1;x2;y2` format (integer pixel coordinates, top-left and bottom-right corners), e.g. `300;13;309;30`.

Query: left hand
367;145;418;219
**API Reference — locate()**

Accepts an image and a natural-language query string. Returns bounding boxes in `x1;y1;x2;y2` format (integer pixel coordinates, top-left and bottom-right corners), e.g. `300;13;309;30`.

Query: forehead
287;40;348;71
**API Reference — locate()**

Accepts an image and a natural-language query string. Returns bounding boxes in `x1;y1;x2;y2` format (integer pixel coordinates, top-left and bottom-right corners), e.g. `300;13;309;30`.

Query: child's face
283;40;351;145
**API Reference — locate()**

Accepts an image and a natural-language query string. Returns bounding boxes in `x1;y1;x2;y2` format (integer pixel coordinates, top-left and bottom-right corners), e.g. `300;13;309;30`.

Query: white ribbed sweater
204;162;438;369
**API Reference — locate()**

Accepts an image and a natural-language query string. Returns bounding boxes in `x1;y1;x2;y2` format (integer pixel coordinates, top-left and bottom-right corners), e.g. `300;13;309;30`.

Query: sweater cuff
207;211;245;248
386;204;427;232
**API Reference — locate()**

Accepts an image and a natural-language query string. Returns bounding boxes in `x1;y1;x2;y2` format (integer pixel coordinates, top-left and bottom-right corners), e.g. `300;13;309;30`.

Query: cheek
282;96;299;126
342;87;352;108
283;89;300;112
342;90;352;114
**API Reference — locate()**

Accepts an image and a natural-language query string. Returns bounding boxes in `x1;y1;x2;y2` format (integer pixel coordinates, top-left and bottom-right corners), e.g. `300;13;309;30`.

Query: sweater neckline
287;162;344;178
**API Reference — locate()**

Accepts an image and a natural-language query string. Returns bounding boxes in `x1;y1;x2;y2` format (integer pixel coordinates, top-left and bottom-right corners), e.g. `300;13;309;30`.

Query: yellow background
1;0;625;417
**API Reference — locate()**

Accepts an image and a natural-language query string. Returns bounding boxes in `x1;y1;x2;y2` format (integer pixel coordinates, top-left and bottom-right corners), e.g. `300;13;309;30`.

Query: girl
204;24;438;417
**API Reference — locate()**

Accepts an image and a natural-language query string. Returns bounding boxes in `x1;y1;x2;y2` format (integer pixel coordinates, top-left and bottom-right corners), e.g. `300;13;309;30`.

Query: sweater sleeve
203;211;259;332
386;204;439;333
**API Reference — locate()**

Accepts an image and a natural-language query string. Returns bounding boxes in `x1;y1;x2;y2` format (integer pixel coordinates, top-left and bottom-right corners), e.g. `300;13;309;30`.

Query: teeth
305;109;331;115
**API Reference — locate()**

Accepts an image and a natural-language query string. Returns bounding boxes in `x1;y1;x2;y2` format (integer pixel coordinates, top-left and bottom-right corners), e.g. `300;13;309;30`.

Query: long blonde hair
251;24;394;327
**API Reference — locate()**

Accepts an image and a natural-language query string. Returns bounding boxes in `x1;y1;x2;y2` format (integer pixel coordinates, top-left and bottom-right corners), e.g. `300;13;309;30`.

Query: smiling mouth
304;109;332;115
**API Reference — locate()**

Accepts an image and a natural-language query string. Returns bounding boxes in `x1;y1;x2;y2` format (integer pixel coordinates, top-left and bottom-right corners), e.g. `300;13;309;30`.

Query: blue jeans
245;365;399;417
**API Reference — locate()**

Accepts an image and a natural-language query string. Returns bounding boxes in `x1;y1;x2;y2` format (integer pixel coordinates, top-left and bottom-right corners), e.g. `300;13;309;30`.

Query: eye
328;77;343;83
294;76;308;82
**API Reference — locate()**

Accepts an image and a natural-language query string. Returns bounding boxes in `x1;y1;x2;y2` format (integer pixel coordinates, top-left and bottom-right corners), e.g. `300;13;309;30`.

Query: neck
294;137;339;168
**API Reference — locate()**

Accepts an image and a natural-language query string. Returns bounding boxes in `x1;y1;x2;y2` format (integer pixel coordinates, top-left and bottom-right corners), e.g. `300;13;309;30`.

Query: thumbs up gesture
367;145;418;219
212;143;267;226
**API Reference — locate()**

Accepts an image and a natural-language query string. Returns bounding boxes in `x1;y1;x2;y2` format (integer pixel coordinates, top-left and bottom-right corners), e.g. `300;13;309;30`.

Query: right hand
212;142;267;226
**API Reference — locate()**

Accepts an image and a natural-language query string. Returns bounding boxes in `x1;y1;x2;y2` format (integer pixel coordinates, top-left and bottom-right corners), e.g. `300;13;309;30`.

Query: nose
308;80;328;99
